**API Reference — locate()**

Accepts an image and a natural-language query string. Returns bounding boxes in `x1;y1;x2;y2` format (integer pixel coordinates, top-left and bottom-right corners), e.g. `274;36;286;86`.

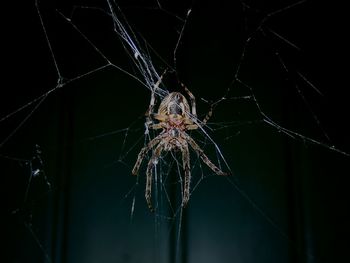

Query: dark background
2;0;350;263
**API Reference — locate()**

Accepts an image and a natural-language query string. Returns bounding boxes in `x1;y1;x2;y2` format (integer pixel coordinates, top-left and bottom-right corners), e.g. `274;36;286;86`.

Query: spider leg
185;133;227;176
181;141;191;207
145;69;168;128
145;90;156;129
202;104;213;125
145;141;166;211
181;83;213;129
185;105;213;130
150;123;164;130
132;134;163;176
180;82;197;117
186;124;199;130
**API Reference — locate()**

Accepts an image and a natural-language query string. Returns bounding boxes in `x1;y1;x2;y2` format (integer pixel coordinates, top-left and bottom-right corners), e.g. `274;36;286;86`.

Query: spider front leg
145;90;156;131
180;82;197;117
202;104;213;126
145;69;168;130
185;105;213;130
180;82;213;130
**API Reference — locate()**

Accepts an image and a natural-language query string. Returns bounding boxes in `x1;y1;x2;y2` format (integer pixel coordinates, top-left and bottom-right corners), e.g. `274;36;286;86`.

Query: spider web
2;0;349;263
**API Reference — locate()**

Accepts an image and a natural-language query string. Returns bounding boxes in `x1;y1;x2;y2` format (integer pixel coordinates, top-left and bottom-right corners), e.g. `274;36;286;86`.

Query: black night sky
2;1;350;263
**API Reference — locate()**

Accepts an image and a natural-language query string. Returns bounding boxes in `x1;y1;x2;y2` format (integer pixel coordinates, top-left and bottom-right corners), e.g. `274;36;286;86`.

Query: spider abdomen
158;92;191;117
169;103;183;115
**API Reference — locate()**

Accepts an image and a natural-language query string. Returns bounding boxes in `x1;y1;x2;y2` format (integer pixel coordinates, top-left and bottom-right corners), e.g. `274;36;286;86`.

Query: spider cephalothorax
132;75;228;211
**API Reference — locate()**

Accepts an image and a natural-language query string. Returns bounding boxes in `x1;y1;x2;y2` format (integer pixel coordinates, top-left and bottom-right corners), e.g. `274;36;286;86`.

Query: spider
132;72;228;211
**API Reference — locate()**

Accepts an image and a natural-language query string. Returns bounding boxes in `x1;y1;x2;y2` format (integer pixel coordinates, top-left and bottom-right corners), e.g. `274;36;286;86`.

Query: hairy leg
185;133;227;176
132;134;163;175
202;104;213;125
180;82;197;117
145;141;166;211
181;142;191;207
145;69;168;128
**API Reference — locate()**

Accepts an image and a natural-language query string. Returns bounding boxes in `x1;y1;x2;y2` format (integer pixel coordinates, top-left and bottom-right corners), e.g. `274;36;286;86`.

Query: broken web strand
274;40;332;144
152;154;187;261
6;0;172;245
1;0;166;144
23;221;53;263
87;124;146;221
216;0;349;261
232;1;313;261
66;1;168;97
232;0;350;157
2;1;162;262
4;145;50;215
105;0;170;98
1;8;110;149
173;8;192;71
5;3;145;260
8;144;53;263
23;145;52;204
1;1;189;262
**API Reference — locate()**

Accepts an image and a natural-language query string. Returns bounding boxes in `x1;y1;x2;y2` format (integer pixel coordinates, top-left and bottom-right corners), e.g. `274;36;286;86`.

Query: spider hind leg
181;142;191;208
145;141;165;211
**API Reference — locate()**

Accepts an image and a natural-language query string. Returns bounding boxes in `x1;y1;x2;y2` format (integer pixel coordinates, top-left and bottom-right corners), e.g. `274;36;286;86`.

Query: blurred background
2;0;350;263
